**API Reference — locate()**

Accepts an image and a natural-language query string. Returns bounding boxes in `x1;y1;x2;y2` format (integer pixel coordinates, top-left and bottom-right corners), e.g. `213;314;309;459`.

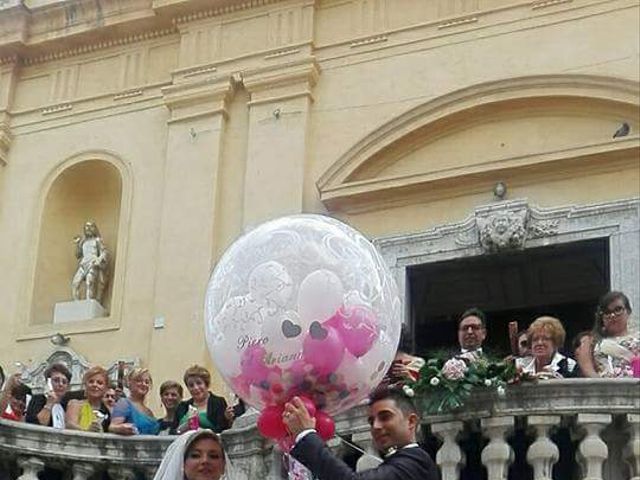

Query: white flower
496;385;506;397
484;379;492;387
430;377;440;386
441;358;468;380
402;385;415;398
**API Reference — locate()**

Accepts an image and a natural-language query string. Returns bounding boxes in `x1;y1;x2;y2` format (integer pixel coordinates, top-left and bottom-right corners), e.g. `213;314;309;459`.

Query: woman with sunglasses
576;291;640;377
25;363;72;429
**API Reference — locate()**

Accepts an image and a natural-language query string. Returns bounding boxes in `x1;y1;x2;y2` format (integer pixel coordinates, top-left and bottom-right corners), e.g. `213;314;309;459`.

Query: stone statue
71;221;109;304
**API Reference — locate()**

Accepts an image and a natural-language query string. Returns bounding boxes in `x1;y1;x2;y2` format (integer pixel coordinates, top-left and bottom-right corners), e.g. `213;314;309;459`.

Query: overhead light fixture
50;333;70;346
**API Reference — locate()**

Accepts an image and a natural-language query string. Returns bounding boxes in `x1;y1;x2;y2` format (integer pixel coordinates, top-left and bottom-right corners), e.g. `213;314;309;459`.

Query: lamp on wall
50;332;70;346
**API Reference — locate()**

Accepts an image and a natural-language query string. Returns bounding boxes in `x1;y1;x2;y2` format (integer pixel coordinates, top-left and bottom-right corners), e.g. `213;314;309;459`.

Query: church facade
0;0;638;407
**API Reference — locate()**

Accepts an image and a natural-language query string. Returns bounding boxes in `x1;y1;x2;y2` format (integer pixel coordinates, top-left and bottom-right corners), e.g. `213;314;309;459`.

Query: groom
282;387;438;480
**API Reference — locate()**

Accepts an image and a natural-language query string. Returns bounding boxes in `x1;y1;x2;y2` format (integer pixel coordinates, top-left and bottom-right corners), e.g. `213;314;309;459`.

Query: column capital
242;57;319;106
161;76;235;123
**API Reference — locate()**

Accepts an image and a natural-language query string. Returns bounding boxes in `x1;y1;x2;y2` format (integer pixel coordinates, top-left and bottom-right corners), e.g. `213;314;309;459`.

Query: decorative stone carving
71;221;109;304
527;415;560;480
527;220;560;239
375;198;640;318
577;413;611;480
19;346;138;394
476;207;527;253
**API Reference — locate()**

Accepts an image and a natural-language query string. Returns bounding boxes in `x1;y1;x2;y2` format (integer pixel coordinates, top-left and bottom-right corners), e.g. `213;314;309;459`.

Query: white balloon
248;261;293;309
204;214;401;413
297;269;344;328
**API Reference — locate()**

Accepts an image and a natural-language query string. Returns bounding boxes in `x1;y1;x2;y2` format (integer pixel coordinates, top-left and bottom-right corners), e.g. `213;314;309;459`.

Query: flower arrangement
411;351;530;414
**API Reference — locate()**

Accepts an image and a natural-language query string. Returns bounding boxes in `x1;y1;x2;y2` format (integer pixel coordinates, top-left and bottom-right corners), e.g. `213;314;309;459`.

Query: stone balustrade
0;379;638;480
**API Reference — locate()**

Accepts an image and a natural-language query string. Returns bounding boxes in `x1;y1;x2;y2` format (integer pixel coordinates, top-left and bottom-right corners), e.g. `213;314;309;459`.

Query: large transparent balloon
204;214;402;418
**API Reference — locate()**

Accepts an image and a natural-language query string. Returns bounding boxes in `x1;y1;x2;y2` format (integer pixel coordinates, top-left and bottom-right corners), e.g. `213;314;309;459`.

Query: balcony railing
1;379;638;480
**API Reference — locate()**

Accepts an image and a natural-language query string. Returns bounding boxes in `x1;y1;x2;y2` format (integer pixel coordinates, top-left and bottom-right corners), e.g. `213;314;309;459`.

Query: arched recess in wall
30;152;132;325
317;74;640;212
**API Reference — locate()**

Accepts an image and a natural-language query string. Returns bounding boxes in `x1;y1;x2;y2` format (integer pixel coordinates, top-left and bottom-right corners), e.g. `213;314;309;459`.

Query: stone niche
31;160;122;325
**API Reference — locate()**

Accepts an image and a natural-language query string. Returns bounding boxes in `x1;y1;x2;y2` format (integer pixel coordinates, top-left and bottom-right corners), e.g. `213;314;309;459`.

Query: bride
154;429;238;480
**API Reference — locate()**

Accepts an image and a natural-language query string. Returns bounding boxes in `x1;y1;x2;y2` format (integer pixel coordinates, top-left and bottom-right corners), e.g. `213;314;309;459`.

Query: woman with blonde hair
516;316;579;378
66;366;110;432
109;368;159;435
173;365;234;434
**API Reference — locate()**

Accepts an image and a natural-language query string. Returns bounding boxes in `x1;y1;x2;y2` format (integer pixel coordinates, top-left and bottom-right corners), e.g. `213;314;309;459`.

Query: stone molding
374;197;640;321
316;74;640;212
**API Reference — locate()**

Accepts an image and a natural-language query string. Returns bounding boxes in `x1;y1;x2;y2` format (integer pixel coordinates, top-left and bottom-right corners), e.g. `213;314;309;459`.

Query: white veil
154;429;240;480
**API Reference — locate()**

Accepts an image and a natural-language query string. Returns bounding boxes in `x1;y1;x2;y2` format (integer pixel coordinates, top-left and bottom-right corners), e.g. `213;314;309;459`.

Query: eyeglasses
459;324;484;332
50;377;69;385
602;306;626;318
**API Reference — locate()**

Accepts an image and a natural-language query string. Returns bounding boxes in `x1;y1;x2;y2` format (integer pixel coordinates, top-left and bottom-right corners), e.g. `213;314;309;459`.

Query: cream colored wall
0;0;638;412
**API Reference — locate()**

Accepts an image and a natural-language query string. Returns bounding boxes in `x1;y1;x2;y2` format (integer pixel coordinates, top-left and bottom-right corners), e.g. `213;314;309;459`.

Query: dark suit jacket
291;432;439;480
173;392;230;434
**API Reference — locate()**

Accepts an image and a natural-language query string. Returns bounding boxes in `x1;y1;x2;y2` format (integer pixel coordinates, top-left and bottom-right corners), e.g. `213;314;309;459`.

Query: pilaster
241;58;319;227
0;58;18;166
151;76;234;363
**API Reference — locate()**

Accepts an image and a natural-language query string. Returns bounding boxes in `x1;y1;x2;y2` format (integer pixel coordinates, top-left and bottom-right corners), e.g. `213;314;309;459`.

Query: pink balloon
257;405;287;439
277;435;295;453
315;411;336;441
302;324;345;375
241;345;271;385
298;396;317;418
329;305;378;358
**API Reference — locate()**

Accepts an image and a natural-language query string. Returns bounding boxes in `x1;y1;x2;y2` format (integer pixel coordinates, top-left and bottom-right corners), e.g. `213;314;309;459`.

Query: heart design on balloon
281;320;302;338
309;321;328;340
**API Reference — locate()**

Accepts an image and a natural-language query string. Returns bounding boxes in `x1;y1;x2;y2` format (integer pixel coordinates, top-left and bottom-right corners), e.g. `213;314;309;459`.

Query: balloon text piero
204;214;402;444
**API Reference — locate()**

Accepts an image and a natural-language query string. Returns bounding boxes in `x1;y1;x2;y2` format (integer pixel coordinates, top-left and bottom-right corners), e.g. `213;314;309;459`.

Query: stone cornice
320;138;640;212
172;0;286;25
162;75;235;123
0;0;287;66
241;57;320;95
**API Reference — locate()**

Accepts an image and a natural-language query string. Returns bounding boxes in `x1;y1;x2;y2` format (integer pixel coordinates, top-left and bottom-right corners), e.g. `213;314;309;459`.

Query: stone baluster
432;420;464;480
71;462;95;480
626;413;640;480
353;430;382;472
526;415;560;480
480;416;514;480
108;466;137;480
577;413;611;480
17;457;45;480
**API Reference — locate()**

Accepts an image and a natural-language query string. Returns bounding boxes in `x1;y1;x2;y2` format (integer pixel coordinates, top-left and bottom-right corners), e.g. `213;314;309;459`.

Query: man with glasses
457;308;488;357
26;362;72;428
